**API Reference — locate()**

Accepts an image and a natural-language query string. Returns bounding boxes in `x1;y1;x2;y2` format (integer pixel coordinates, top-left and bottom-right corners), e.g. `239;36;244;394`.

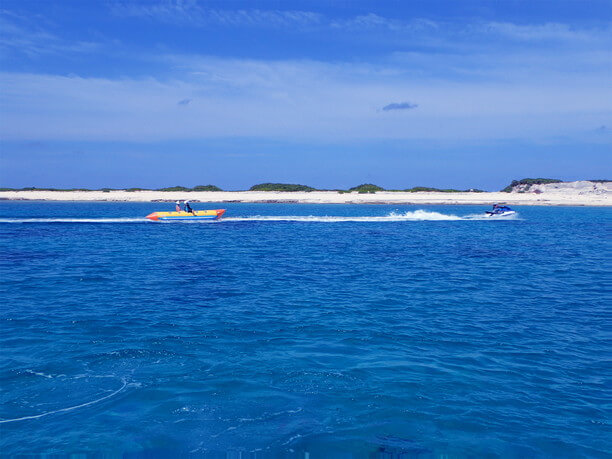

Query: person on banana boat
183;200;194;214
175;201;181;212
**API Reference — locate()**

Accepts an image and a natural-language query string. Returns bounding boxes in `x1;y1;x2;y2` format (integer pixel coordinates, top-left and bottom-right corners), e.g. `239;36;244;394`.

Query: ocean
1;201;610;457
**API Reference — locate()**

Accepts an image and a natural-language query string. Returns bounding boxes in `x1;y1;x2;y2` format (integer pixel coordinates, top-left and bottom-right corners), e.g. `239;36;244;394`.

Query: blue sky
0;0;610;190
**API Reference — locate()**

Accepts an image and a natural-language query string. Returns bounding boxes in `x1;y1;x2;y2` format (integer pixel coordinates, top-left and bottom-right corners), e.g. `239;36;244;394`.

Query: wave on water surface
224;210;518;222
0;210;519;223
224;210;462;222
0;377;129;424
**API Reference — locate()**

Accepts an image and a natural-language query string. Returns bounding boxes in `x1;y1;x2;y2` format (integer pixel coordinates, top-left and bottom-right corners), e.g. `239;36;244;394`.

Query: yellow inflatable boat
146;209;226;221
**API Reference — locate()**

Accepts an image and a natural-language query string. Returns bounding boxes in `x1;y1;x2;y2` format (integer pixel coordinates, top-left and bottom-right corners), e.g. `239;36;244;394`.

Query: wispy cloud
177;98;192;106
0;11;101;57
112;1;430;34
330;13;438;33
110;1;322;28
331;13;402;31
108;1;611;49
382;102;418;111
480;21;607;42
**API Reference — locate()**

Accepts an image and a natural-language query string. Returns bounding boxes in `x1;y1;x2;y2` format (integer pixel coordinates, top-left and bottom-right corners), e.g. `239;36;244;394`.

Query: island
0;179;609;206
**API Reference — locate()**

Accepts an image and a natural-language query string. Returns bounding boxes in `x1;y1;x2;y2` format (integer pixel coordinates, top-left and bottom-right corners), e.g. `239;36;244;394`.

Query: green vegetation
7;180;608;194
0;185;484;193
402;187;485;192
405;187;460;193
501;178;562;193
249;183;315;192
133;185;223;191
192;185;222;191
349;184;385;192
156;186;192;192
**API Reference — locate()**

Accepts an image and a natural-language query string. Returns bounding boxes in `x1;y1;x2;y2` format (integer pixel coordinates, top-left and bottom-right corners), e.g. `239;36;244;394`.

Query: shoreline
0;190;609;206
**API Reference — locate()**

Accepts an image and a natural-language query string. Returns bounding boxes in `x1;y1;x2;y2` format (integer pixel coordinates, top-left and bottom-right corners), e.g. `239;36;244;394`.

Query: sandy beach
1;187;609;206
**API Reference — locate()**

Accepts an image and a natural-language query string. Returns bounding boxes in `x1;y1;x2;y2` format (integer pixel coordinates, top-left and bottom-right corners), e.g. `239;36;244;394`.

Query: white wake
225;210;464;222
0;379;128;424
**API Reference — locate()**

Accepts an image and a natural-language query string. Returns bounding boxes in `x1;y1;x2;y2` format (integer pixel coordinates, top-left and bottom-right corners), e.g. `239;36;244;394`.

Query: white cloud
108;1;612;49
1;4;610;144
481;21;609;42
0;11;101;57
110;1;323;28
1;54;610;142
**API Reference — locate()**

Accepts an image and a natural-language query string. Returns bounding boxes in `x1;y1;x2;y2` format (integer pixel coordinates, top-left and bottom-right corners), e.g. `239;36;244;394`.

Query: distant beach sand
0;189;609;206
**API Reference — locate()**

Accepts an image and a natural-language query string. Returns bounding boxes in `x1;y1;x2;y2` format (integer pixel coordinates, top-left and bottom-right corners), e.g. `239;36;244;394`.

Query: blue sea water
0;201;610;457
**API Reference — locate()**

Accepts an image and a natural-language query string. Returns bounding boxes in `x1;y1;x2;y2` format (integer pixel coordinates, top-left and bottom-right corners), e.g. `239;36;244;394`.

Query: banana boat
146;209;226;221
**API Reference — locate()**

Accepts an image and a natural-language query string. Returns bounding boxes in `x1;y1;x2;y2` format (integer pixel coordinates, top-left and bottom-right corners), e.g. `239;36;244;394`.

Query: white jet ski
485;205;516;217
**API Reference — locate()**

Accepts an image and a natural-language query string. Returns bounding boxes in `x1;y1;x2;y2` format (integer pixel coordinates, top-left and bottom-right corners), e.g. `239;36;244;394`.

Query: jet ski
485;205;516;217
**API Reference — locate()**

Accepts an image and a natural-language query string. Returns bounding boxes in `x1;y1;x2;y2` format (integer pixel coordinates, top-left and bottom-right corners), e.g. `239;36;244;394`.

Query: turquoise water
1;202;610;457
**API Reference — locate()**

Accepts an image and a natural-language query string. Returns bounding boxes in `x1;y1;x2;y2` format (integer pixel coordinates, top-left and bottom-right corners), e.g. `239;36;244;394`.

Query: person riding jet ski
486;204;514;216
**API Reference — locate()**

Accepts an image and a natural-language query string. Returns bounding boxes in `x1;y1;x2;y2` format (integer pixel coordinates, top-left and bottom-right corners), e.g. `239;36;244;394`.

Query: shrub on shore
404;187;485;193
156;186;192;192
249;183;315;192
192;185;222;191
349;184;385;192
